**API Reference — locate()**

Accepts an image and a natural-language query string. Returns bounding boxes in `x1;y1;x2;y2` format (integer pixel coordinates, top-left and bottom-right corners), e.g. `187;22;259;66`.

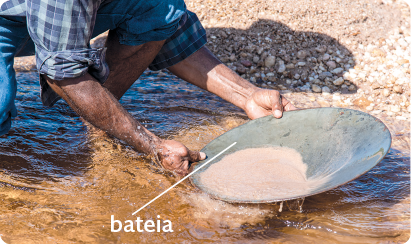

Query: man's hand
156;140;206;176
244;88;297;120
168;47;298;121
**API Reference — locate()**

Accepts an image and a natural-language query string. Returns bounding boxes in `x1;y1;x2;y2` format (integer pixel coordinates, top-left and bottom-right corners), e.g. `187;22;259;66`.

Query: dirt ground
188;0;404;45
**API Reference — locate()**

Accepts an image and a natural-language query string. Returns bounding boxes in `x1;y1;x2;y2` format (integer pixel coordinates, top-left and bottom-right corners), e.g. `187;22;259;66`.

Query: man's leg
102;31;165;99
0;16;33;136
92;0;184;99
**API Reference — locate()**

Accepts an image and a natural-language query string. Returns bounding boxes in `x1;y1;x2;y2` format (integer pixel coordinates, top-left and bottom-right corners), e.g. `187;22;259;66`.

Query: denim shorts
0;1;207;136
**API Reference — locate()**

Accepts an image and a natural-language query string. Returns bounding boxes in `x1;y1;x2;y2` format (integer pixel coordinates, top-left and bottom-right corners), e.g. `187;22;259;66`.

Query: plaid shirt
0;0;207;106
1;0;109;82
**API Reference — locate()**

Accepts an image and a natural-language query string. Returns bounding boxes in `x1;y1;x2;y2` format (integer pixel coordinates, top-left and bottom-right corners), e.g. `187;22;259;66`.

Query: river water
0;70;409;243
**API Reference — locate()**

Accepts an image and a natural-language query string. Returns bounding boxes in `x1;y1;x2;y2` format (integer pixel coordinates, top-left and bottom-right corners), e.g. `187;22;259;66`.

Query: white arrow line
132;142;237;215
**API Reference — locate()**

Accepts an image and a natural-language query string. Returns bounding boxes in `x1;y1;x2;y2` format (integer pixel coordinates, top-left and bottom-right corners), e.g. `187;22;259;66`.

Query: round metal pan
190;108;392;203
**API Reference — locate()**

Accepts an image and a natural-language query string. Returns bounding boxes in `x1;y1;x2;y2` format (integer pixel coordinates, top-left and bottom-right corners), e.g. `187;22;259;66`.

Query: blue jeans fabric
0;16;29;136
94;0;186;46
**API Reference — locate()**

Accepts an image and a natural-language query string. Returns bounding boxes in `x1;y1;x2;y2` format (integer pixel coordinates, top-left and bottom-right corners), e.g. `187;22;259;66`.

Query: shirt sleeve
26;0;109;82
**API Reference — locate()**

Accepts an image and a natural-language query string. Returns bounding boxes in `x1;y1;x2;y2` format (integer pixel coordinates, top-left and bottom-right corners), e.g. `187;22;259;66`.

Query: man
0;0;296;176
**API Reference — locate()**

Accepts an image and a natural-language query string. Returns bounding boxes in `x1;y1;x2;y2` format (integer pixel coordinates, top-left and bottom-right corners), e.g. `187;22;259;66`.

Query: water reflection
0;71;409;243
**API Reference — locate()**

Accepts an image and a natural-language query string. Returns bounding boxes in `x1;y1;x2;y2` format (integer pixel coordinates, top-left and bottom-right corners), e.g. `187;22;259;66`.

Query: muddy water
0;71;409;243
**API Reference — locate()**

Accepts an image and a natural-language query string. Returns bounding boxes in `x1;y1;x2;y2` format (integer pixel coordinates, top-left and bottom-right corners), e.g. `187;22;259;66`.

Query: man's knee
105;31;165;63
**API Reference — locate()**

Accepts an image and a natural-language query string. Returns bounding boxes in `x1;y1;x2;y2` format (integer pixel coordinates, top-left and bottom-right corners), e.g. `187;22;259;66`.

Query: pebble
241;60;252;67
383;89;391;97
322;53;330;61
322;86;331;93
353;96;371;109
315;46;327;53
237;66;246;74
278;63;286;73
393;86;403;94
333;77;344;86
256;47;264;55
265;56;276;67
319;72;333;80
297;62;306;66
331;68;344;74
396;116;407;121
297;50;308;59
253;56;259;63
312;84;322;93
390;105;401;113
397;59;409;65
286;63;295;69
229;54;236;62
326;61;337;69
372;48;386;57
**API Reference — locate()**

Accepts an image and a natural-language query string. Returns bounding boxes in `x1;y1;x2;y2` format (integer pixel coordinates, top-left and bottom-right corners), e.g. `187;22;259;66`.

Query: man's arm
168;47;296;119
44;73;205;176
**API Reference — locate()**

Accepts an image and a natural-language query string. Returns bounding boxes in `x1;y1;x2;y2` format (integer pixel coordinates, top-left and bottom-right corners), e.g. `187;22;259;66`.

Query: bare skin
45;30;296;176
168;47;296;119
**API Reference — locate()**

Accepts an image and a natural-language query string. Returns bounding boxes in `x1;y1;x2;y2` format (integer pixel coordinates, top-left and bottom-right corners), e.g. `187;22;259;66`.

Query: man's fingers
188;150;206;162
269;91;283;118
282;96;298;111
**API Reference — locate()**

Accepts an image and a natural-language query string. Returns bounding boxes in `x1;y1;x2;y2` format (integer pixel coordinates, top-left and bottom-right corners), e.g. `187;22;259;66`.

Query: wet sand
200;147;309;200
199;147;332;202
